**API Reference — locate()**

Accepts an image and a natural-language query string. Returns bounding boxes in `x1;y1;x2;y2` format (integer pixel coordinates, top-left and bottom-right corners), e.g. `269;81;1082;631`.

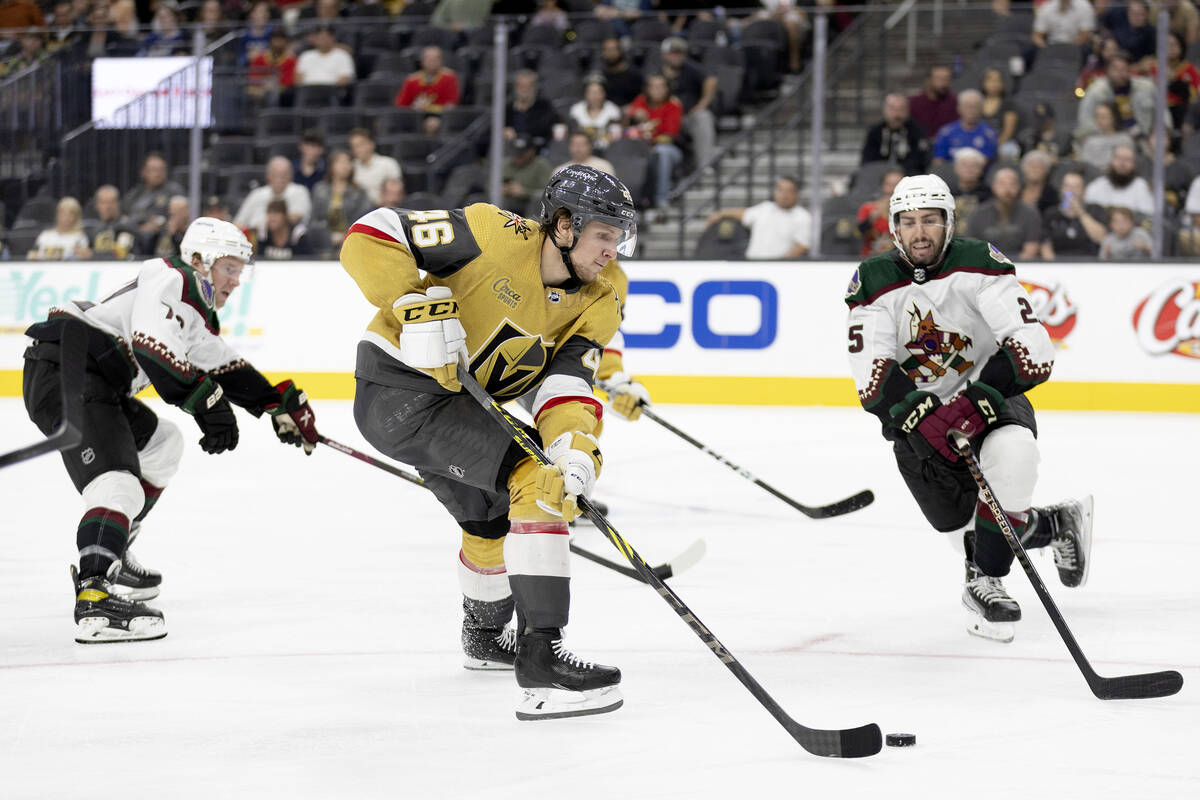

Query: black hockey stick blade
804;489;876;519
570;538;706;583
781;717;883;759
1090;669;1184;700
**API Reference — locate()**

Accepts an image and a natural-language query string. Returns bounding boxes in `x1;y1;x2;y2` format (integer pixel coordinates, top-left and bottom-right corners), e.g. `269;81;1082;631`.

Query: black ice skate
462;621;517;670
72;564;167;644
963;562;1021;643
513;629;622;720
111;547;163;601
1043;496;1094;588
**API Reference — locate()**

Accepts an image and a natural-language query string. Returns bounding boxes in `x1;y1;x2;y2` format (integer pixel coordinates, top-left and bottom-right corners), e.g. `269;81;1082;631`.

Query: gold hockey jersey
341;203;622;418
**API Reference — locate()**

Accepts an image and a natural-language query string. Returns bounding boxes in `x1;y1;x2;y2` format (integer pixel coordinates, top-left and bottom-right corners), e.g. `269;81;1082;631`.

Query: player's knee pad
978;425;1039;512
138;418;183;487
81;470;145;521
506;457;559;523
459;530;509;602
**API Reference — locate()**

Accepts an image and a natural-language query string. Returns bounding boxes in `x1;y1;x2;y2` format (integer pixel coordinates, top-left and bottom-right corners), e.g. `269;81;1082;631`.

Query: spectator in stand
394;45;460;120
932;90;998;164
569;76;623;151
379;177;406;207
1041;170;1106;258
908;64;958;139
856;166;905;257
950;146;992;222
1032;0;1094;48
1083;143;1155;214
1099;205;1153;258
1102;0;1157;67
199;0;227;40
1179;172;1200;253
240;1;274;65
966;166;1043;260
430;0;491;33
140;1;186;57
503;70;559;144
530;0;568;33
257;199;314;260
980;69;1020;161
630;73;684;211
705;176;811;259
554;131;616;175
311;149;371;247
600;37;644;109
1019;150;1060;213
202;195;232;222
234;156;313;237
0;31;47;77
593;0;651;40
1077;34;1119;92
1149;32;1200;128
246;28;297;106
139;195;190;258
292;130;327;192
500;136;553;215
303;0;348;41
1076;101;1137;171
105;0;141;57
0;0;45;33
124;152;186;234
88;185;137;260
295;25;355;90
1153;0;1200;45
348;127;401;204
860;93;930;175
660;36;718;169
28;197;92;261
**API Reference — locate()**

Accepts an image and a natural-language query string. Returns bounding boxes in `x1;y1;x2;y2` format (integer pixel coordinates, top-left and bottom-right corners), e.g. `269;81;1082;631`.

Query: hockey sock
133;479;165;525
77;508;131;580
505;521;571;630
972;499;1030;577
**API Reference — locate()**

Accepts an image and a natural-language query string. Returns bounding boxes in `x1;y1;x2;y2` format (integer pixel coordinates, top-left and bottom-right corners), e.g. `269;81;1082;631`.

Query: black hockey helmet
538;165;638;257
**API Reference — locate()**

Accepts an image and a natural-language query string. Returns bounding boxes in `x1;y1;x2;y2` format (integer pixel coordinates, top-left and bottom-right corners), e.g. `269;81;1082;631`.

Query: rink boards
2;259;1198;411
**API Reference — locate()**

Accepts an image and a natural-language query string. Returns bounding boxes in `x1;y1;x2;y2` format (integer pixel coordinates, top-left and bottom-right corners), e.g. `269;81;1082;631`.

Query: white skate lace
122;550;145;574
1051;538;1078;569
970;576;1013;604
551;639;595;670
495;627;517;653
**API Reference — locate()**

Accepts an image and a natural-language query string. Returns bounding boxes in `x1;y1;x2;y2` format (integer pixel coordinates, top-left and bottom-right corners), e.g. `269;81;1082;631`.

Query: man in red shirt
907;64;958;139
247;29;297;105
856;166;905;257
394;45;460;114
0;0;44;33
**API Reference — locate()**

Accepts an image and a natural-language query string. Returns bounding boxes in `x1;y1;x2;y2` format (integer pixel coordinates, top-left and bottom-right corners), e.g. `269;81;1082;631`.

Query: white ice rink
1;398;1196;799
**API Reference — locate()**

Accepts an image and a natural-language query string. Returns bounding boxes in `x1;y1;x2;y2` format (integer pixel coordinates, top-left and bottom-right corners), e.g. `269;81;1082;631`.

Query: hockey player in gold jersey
342;166;638;719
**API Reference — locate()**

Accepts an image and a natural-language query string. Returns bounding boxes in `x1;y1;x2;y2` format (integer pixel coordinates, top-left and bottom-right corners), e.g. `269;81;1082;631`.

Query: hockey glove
937;382;1005;445
889;390;950;462
605;372;650;421
393;285;467;392
182;377;239;454
267;379;318;455
535;432;602;523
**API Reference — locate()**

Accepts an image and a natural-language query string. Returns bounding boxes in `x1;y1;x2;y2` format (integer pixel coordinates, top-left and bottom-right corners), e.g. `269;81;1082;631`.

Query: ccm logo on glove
398;300;459;323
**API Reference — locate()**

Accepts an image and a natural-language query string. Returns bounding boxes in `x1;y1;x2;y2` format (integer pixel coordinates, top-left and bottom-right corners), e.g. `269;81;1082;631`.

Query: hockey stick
597;383;873;519
459;363;882;758
0;322;86;470
315;435;704;584
950;431;1183;700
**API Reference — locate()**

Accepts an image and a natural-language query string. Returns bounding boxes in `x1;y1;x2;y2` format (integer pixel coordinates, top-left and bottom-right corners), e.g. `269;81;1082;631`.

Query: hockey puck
885;733;916;747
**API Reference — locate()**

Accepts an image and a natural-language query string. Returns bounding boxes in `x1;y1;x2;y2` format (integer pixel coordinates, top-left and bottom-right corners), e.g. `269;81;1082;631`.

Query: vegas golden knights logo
469;319;553;399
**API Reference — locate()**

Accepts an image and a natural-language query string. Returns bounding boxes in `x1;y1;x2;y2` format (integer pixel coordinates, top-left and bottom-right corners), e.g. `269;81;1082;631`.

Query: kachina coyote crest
902;303;975;381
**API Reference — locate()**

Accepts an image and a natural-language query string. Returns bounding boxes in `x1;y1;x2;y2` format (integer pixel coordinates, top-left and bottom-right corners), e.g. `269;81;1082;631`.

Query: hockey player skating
342;166;636;719
845;174;1092;642
22;218;320;644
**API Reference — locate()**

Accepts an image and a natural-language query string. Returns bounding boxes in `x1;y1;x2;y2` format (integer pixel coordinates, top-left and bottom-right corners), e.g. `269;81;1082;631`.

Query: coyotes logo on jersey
903;303;975;382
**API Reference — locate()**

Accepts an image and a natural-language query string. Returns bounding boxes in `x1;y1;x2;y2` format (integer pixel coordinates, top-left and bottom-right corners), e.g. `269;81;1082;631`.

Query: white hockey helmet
180;217;253;271
888;174;955;265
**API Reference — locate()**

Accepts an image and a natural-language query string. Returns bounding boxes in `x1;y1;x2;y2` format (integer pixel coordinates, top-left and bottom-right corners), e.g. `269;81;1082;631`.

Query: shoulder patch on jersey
395;208;482;278
988;242;1013;265
844;268;862;300
195;273;216;309
497;209;533;240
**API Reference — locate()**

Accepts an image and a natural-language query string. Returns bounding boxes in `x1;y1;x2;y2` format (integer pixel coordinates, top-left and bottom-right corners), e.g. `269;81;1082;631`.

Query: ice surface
1;399;1197;799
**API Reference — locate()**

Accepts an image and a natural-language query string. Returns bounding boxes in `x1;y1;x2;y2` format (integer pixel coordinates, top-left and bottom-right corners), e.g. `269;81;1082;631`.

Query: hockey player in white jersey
844;174;1093;642
22;218;320;643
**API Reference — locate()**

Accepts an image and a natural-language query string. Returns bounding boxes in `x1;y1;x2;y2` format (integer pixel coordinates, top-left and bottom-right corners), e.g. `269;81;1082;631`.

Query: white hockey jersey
844;238;1055;426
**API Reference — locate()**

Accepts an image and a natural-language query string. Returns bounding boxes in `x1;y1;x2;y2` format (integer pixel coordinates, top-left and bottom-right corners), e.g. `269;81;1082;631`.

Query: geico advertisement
3;260;1198;383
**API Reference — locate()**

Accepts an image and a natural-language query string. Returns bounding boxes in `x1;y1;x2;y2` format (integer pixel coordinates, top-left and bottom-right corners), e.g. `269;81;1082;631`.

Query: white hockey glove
535;432;602;523
393;285;467;392
605;371;650;421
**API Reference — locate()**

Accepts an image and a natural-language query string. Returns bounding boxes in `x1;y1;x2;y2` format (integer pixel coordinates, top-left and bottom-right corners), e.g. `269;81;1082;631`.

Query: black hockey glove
889;390;945;462
182;377;239;454
267;379;318;455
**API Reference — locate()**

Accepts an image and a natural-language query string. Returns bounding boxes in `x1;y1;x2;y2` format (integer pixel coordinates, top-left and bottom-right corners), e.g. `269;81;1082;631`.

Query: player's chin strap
552;230;583;292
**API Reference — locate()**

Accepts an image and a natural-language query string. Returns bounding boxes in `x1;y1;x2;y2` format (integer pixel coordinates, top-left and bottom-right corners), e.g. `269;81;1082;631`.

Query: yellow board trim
2;370;1197;412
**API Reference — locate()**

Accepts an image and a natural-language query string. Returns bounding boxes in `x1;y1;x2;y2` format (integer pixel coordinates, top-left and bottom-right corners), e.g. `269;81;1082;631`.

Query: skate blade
108;584;161;602
514;686;623;721
964;610;1014;643
463;656;514;671
75;616;167;644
